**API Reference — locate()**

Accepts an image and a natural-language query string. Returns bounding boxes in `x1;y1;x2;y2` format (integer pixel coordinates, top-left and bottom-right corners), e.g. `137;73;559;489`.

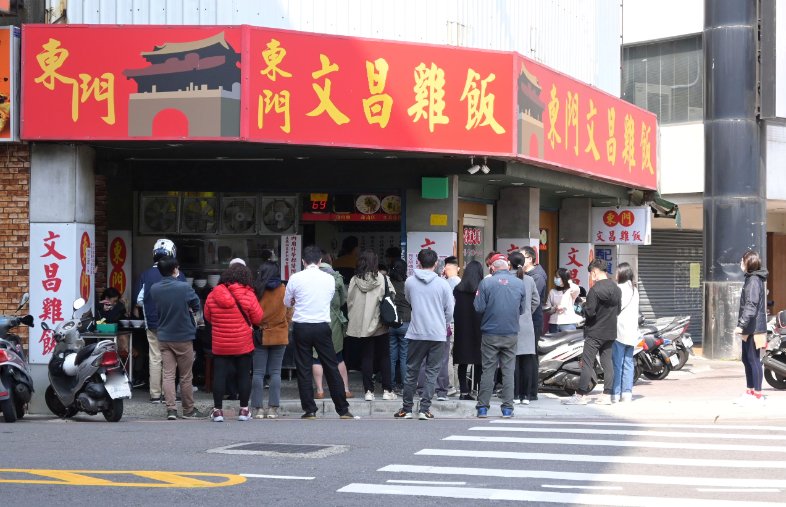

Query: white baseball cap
229;258;246;266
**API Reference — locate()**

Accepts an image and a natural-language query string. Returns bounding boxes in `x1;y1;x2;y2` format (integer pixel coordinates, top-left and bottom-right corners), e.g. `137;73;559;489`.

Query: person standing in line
521;246;547;402
546;268;582;333
612;262;640;403
563;258;621;405
284;246;354;420
733;250;768;405
474;252;529;418
347;250;397;401
148;256;205;420
204;262;263;422
313;253;352;400
388;259;412;394
250;261;289;419
453;261;485;400
394;249;454;420
509;252;541;405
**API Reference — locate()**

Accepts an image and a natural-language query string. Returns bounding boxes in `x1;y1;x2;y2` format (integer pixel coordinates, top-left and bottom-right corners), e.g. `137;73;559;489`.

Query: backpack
379;275;402;328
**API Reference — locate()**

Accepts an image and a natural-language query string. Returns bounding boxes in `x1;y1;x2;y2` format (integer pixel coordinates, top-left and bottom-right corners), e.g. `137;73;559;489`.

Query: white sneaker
382;390;397;400
610;394;620;404
436;395;448;401
595;394;612;405
621;392;633;403
364;391;375;401
733;392;753;405
561;394;587;405
446;387;459;397
521;398;530;405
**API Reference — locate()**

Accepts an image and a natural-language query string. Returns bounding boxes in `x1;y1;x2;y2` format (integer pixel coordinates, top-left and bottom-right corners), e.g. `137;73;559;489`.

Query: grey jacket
347;272;394;338
405;269;454;342
474;269;528;337
515;275;541;355
149;277;201;342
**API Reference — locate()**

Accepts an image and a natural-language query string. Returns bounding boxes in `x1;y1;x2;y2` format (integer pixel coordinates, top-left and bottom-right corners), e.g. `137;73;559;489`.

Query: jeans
292;322;349;415
476;334;518;410
159;340;194;412
611;341;635;396
251;345;286;408
579;336;614;395
418;337;451;395
741;334;763;391
402;339;443;413
389;322;410;386
358;334;392;393
212;353;253;409
549;323;577;333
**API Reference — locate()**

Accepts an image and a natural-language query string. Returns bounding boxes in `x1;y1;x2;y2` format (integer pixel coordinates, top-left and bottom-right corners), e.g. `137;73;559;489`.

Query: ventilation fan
139;194;179;234
180;196;218;234
260;196;297;234
220;195;257;235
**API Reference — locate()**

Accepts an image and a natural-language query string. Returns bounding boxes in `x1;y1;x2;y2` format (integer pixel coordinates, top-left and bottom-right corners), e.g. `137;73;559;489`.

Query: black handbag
379;275;402;328
231;293;263;348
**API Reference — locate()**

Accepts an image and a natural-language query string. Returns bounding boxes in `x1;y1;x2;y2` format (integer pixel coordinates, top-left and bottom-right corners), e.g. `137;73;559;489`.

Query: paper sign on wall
406;232;456;276
558;243;593;290
280;234;302;281
107;231;132;304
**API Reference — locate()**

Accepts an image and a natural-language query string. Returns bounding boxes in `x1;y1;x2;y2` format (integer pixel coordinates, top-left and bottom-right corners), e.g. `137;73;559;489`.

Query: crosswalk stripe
490;420;786;432
469;425;775;441
415;448;786;469
338;483;783;506
444;435;786;453
378;464;786;489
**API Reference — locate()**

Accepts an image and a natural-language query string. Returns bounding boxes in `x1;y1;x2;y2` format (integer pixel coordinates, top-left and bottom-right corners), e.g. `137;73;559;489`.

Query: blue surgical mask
554;277;563;287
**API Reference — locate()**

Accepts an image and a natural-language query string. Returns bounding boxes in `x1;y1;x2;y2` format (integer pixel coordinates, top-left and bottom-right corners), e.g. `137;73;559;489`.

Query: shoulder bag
230;291;263;348
379;275;402;328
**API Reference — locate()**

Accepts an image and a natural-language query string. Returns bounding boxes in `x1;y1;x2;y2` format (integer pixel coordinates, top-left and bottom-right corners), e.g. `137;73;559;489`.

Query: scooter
0;294;34;422
640;316;692;370
44;298;130;422
762;310;786;390
537;329;602;395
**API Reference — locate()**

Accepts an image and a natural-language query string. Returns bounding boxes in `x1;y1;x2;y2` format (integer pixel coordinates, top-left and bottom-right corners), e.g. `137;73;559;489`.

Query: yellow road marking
0;469;246;488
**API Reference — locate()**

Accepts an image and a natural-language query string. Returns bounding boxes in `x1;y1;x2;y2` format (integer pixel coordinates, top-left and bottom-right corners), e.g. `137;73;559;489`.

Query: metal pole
702;0;766;359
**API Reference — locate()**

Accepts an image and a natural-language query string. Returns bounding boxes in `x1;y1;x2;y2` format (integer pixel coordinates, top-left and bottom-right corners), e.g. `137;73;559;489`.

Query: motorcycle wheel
102;398;123;422
0;393;16;423
643;365;670;381
672;346;689;371
14;398;25;420
764;368;786;390
633;363;643;385
45;385;77;418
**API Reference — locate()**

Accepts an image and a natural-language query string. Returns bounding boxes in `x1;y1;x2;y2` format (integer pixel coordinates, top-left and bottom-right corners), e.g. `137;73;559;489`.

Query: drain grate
207;442;347;458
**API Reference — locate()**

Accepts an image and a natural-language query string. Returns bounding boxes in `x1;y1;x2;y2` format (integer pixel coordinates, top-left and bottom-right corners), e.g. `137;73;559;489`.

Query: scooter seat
538;331;581;354
74;343;97;366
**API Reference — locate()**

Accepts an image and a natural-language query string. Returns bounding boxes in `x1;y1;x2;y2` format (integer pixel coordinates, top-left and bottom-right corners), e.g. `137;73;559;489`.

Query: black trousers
579;336;615;395
292;322;349;415
457;363;482;394
212;353;252;409
514;354;539;400
358;334;392;393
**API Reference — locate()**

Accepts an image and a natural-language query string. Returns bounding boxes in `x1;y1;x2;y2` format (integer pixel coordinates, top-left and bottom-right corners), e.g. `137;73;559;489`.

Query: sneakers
562;394;588;405
238;407;251;421
252;408;265;419
459;393;475;401
301;412;317;420
418;411;435;420
183;408;208;419
436;395;448;401
733;391;754;405
501;407;513;418
211;408;224;422
446;387;459;397
520;398;530;406
393;409;413;419
339;412;356;419
150;396;163;404
610;394;620;404
595;394;612;405
477;407;488;418
382;390;398;400
266;407;279;419
621;392;633;403
364;391;375;401
166;409;178;420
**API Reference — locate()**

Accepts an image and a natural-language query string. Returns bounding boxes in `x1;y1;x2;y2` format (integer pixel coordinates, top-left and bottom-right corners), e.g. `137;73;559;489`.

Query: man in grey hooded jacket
394;249;454;420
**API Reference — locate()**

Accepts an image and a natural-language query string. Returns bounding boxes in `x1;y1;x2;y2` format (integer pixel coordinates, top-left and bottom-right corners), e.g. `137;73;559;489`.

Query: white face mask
554;277;563;287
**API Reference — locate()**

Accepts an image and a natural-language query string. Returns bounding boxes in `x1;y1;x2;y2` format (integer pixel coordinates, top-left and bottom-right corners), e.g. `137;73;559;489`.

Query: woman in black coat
453;261;484;400
733;250;768;404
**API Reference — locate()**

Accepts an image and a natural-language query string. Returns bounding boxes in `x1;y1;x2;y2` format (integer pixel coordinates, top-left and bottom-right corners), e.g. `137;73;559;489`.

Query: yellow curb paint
0;469;247;488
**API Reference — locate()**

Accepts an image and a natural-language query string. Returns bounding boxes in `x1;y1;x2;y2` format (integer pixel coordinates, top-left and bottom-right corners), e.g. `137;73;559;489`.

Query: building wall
53;0;622;96
766;123;786;201
622;0;702;45
0;144;30;344
659;124;704;195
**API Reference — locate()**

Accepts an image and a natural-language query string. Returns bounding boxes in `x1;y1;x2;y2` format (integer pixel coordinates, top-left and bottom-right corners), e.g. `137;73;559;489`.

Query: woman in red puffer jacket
204;262;263;422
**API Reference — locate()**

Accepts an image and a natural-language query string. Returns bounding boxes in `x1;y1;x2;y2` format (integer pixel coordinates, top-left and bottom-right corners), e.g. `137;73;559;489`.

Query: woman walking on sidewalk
734;250;768;405
612;262;639;403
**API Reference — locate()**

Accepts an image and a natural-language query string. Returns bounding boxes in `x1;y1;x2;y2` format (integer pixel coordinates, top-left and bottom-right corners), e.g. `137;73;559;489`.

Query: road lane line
0;469;246;488
379;464;786;489
444;435;786;453
338;483;782;506
542;485;623;491
490;420;786;432
697;488;780;493
386;480;467;485
415;449;786;469
240;474;314;480
469;426;776;441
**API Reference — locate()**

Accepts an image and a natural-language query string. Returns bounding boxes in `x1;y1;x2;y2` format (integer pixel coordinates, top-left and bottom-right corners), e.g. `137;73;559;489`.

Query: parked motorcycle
0;294;34;423
537;329;602;395
44;298;130;422
635;324;683;381
640;316;692;370
762;310;786;390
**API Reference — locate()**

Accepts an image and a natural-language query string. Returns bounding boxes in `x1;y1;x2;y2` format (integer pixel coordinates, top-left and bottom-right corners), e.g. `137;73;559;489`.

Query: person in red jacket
204;262;263;422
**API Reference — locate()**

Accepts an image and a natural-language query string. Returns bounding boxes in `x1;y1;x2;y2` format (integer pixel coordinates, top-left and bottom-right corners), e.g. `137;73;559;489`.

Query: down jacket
347;272;394;338
204;283;264;356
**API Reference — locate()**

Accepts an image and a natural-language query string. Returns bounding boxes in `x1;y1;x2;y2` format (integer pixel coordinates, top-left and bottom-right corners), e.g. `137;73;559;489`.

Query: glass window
622;35;703;124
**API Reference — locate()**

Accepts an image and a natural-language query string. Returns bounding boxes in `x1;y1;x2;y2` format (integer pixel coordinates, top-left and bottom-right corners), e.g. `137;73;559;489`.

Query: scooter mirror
17;293;29;311
73;298;86;311
40;321;49;331
20;314;34;327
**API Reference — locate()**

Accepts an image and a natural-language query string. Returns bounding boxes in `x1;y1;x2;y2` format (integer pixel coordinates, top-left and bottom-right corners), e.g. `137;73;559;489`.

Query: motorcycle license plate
104;375;131;399
682;337;693;348
669;354;680;367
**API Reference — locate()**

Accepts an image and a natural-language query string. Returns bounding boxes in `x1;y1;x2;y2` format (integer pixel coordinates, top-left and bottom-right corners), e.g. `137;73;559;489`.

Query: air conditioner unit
220;195;258;235
259;196;298;235
180;196;218;235
139;194;179;235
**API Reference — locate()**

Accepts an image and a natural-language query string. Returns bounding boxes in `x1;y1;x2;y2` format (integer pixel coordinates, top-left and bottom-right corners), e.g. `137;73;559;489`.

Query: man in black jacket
521;246;546;402
562;258;621;405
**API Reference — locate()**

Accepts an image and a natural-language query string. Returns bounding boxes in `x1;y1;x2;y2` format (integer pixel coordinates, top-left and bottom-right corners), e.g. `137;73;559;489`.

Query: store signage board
406;232;456;276
558;243;593;291
29;223;95;365
107;230;132;304
496;237;540;263
0;27;18;142
594;246;615;275
280;234;302;281
21;25;657;189
591;206;652;245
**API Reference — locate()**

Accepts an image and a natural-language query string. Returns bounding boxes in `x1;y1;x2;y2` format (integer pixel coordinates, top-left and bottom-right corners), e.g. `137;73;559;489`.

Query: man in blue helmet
135;239;186;403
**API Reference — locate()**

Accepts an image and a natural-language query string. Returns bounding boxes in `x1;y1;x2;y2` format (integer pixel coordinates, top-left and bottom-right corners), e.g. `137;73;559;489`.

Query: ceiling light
467;156;480;174
511;182;525;186
488;179;501;182
480;156;490;174
555;190;567;194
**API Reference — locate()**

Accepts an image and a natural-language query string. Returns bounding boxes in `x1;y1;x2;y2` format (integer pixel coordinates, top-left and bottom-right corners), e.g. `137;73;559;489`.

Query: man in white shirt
284;245;354;420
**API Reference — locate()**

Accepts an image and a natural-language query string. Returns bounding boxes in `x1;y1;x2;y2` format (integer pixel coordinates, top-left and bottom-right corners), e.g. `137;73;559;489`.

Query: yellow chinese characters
362;58;393;128
640;122;654;174
622;113;636;172
258;38;292;133
407;62;449;133
546;84;562;149
584;99;600;161
565;91;579;155
34;38;116;125
307;54;350;125
460;69;505;134
606;107;617;165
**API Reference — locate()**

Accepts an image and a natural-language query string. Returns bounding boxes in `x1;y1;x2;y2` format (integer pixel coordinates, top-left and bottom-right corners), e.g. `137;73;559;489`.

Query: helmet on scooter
152;238;176;263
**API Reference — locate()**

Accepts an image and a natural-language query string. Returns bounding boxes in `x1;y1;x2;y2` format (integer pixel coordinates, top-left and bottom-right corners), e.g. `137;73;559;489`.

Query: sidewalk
121;354;786;421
